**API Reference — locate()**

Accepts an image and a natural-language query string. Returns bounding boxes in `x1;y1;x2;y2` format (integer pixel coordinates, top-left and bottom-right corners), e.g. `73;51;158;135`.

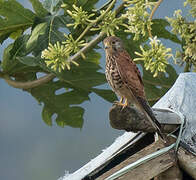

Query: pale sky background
0;0;189;180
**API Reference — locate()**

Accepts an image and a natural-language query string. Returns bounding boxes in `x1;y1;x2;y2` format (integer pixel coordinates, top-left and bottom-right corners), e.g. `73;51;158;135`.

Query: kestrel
103;36;164;140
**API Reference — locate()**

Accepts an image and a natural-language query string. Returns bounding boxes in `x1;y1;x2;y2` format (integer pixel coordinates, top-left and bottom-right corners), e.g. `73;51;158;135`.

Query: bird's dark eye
111;41;116;44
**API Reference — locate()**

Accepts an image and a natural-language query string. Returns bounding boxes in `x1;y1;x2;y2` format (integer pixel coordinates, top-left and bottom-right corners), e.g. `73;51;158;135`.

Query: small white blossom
149;36;161;48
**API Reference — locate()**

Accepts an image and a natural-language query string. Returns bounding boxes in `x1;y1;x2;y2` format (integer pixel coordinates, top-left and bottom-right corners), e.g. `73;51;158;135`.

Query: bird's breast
105;56;124;92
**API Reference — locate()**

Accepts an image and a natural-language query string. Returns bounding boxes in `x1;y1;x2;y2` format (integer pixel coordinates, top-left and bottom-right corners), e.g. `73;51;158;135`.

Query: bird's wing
115;50;145;99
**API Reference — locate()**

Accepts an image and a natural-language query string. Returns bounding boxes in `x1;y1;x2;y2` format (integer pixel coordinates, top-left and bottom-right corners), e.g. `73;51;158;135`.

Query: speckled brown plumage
103;36;164;140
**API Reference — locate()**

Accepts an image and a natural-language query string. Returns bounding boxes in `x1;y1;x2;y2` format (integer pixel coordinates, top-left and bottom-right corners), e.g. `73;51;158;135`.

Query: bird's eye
111;41;116;44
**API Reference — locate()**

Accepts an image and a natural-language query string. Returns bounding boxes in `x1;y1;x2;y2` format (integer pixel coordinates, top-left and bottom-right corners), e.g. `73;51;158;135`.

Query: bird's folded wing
115;51;145;99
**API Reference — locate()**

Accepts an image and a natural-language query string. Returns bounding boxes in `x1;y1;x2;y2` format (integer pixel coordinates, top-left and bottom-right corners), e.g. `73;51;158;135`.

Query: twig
76;0;116;43
69;1;126;62
69;32;106;62
3;73;55;89
148;0;163;38
1;1;126;90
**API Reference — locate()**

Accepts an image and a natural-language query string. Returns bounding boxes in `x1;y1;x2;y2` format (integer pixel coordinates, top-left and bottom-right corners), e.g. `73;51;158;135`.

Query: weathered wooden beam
96;137;196;180
97;140;176;180
109;104;181;133
154;137;183;180
178;147;196;179
154;165;182;180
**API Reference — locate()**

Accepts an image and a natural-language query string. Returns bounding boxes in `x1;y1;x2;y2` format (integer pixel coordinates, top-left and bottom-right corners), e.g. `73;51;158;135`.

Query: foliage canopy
0;0;195;128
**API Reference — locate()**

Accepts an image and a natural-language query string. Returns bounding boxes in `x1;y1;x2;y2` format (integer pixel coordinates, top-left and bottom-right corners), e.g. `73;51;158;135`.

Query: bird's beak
104;42;109;49
104;45;109;49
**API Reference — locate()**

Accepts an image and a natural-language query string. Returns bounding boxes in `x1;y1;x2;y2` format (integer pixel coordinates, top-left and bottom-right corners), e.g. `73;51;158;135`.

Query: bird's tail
136;96;165;141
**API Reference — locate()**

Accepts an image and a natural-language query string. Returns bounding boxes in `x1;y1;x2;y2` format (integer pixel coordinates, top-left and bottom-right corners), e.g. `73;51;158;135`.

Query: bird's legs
114;97;124;106
121;98;128;109
114;97;129;109
120;97;124;104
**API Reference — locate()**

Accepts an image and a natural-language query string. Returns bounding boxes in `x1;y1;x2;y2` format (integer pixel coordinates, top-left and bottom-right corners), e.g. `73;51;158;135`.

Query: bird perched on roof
103;36;165;140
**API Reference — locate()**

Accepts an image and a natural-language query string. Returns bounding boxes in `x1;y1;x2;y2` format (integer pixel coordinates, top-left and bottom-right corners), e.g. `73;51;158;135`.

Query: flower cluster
42;2;121;72
184;0;196;17
66;5;95;29
167;10;196;65
166;10;186;35
63;34;86;57
134;37;172;77
91;10;123;36
41;0;195;76
123;0;156;40
41;34;86;72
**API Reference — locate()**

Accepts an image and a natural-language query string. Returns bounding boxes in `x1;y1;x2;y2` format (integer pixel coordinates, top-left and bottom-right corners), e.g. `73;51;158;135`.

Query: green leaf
17;56;41;67
2;41;41;74
29;0;48;17
32;15;69;56
92;88;117;103
56;106;84;128
43;0;61;14
10;29;23;40
85;50;102;64
42;107;53;126
26;22;48;50
30;80;89;128
56;60;106;90
143;64;178;103
78;0;99;11
151;19;181;44
2;44;16;72
0;0;36;43
10;35;30;57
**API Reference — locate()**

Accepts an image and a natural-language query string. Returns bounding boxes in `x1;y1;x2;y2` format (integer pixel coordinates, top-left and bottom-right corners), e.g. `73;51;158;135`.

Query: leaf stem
148;0;163;38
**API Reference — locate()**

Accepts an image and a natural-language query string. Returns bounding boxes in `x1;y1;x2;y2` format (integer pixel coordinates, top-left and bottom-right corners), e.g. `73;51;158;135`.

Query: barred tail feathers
136;96;164;139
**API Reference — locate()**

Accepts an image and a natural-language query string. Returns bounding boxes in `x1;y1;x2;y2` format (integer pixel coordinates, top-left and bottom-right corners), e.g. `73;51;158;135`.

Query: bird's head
103;36;124;54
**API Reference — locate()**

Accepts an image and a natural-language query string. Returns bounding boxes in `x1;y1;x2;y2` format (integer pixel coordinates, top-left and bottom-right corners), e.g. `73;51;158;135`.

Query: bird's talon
113;100;129;111
113;101;119;104
113;101;124;106
122;104;128;109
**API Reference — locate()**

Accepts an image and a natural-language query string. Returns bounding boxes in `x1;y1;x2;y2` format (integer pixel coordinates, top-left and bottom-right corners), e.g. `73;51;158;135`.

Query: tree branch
75;0;116;43
109;104;180;133
178;147;196;179
97;139;176;180
148;0;163;38
3;73;55;89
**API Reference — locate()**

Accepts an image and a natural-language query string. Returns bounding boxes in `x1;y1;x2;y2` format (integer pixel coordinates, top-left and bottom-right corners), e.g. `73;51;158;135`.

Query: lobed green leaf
0;0;35;43
151;19;181;44
29;0;48;17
